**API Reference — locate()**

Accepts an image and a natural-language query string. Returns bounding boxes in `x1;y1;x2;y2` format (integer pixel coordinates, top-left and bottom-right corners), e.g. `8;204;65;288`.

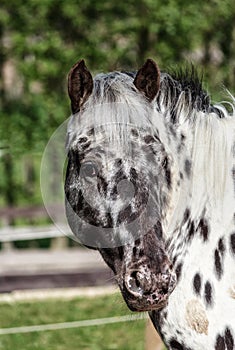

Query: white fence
0;205;69;250
0;224;71;242
0;206;164;349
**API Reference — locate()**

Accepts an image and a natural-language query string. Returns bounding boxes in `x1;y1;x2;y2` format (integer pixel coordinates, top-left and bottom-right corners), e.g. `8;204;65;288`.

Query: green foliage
0;0;234;207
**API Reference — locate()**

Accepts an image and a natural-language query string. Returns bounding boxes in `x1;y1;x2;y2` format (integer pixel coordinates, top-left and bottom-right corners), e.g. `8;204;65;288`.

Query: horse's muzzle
122;264;176;311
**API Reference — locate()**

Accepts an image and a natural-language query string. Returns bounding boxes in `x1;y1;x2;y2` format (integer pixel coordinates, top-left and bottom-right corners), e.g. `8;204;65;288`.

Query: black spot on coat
183;208;190;224
175;262;183;282
230;232;235;255
184;159;191;177
193;273;201;295
169;339;191;350
214;249;223;279
218;237;226;256
224;327;234;350
154;221;163;240
144;135;155;144
204;280;213;306
131;128;139;137
197;218;209;241
78;136;88;143
232;166;235;194
163;157;172;188
169;339;184;350
215;335;225;350
81;141;91;151
187;221;195;241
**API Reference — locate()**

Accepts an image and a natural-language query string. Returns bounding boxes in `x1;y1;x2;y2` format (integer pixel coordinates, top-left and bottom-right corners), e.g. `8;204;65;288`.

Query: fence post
51;236;68;250
145;319;164;350
1;216;14;252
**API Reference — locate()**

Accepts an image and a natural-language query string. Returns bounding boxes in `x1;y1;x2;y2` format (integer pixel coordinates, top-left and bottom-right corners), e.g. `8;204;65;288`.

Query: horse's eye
81;161;98;178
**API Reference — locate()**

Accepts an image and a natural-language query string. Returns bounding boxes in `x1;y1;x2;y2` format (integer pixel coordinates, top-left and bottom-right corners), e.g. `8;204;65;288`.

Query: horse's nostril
132;272;140;288
125;271;152;296
125;272;142;296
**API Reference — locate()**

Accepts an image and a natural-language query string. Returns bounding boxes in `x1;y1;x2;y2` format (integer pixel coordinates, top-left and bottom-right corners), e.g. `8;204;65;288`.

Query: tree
0;0;234;208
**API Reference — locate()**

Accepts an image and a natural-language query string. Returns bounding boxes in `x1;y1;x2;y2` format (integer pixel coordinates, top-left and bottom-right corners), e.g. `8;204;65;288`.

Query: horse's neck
167;114;235;261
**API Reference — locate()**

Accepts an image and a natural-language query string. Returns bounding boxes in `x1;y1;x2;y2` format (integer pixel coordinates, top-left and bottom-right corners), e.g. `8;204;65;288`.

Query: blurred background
0;1;234;349
1;0;235;215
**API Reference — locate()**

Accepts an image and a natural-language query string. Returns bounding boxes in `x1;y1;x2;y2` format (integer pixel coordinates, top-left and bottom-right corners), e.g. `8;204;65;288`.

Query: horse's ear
68;59;93;114
134;59;160;101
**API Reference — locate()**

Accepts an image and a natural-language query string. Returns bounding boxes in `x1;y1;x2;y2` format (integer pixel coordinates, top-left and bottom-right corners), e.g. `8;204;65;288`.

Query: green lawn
0;293;147;350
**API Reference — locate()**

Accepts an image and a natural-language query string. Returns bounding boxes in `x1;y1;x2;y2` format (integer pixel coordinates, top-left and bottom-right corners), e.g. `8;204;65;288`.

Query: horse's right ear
68;59;93;114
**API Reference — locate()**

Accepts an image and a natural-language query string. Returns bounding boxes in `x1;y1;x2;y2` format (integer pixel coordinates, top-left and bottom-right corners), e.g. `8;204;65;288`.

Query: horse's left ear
68;59;93;114
134;59;160;101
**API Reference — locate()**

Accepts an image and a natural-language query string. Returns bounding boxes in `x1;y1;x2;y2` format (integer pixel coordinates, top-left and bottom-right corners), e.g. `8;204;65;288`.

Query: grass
0;293;147;350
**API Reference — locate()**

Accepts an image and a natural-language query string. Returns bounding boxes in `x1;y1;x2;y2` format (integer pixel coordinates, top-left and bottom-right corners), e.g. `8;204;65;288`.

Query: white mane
190;108;235;218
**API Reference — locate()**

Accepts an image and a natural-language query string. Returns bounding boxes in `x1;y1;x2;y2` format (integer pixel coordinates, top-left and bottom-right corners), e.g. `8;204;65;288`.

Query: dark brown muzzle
122;260;176;312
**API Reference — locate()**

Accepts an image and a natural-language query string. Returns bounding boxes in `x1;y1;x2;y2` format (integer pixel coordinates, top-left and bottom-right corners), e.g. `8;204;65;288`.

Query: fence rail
0;204;63;222
0;205;70;250
0;206;164;349
0;314;148;335
0;225;71;242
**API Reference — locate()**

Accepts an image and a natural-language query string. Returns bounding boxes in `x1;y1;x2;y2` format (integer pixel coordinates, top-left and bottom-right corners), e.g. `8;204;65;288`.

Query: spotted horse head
64;59;179;312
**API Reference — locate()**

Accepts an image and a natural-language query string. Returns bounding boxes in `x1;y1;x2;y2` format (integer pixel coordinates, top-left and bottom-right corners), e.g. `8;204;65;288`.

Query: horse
64;58;235;349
